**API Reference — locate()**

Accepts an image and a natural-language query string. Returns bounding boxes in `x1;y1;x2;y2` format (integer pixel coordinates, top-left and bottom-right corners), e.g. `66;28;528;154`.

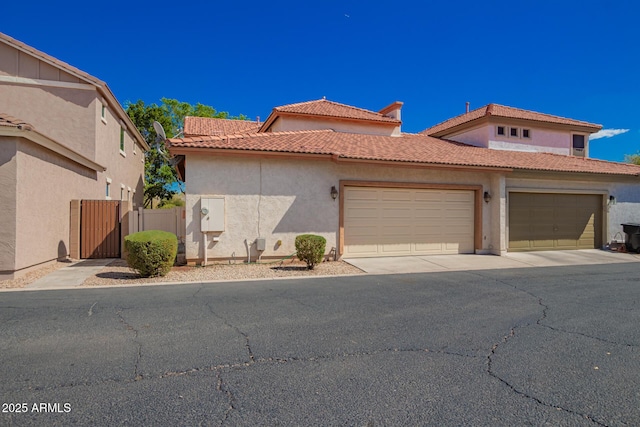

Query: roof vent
466;102;470;113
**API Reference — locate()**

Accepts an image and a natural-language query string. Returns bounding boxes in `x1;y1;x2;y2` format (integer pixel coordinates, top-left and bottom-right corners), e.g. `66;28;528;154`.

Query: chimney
378;101;403;137
465;102;470;113
256;116;260;124
378;101;403;122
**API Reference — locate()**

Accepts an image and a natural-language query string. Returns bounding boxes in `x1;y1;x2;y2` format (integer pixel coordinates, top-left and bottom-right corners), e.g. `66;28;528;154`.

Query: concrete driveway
344;249;639;274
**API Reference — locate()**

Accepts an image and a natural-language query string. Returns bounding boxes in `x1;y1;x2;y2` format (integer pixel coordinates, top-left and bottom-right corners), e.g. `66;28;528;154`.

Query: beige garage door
343;187;475;257
508;193;602;252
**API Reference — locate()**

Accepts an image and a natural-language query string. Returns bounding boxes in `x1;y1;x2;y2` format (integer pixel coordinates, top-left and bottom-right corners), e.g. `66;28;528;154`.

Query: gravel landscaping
81;258;364;287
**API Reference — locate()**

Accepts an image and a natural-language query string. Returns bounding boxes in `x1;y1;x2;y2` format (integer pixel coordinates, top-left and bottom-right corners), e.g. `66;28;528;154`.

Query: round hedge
124;230;178;277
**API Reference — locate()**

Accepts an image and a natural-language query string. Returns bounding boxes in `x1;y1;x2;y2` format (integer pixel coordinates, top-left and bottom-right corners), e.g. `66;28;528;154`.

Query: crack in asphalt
216;370;236;427
476;274;609;427
537;323;638;348
117;311;143;381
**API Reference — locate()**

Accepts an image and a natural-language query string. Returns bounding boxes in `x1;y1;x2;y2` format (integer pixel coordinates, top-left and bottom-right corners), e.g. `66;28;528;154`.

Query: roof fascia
510;169;640;181
168;146;515;173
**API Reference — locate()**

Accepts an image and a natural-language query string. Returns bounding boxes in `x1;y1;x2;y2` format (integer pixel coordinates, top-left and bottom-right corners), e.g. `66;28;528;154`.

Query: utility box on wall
200;197;225;232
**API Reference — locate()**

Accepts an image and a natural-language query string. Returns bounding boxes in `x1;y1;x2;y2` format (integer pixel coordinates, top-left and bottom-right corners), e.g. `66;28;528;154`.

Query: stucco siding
606;182;640;243
95;102;145;208
0;137;18;272
14;139;98;271
185;155;495;262
489;126;571;155
271;116;399;136
447;125;489;148
0;83;97;159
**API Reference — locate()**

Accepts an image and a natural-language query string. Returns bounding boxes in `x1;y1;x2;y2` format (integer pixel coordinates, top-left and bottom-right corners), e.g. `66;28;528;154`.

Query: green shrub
125;230;178;277
295;234;326;270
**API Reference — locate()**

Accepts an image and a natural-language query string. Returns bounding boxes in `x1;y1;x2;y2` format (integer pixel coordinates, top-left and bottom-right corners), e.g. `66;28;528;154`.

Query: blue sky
3;1;639;161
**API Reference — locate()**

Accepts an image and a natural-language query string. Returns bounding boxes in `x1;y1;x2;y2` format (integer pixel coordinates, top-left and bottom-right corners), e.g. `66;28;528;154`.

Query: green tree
625;153;640;165
126;98;247;208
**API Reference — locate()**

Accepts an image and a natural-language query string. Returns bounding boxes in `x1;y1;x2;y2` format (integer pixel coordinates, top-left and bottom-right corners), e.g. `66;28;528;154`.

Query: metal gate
81;200;121;258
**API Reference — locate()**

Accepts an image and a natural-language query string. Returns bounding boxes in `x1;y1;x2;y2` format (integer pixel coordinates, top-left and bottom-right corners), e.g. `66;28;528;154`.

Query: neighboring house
169;98;640;265
422;103;600;157
0;32;148;279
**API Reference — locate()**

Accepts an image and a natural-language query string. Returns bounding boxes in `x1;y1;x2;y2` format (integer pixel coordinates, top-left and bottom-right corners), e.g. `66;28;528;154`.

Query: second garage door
343;187;475;257
508;192;602;252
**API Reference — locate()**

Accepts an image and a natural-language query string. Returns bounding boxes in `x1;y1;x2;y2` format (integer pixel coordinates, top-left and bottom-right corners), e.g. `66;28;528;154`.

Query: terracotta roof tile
0;113;33;130
273;99;401;124
184;117;260;136
423;104;602;135
169;130;640;177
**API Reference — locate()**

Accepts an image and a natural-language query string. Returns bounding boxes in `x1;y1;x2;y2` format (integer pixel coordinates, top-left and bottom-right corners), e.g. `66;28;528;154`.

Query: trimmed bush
125;230;178;277
295;234;326;270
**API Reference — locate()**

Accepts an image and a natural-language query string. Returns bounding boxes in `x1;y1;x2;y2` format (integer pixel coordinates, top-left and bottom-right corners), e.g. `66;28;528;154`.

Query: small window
133;141;137;155
120;128;125;154
510;127;519;137
572;134;585;149
522;129;530;138
497;126;505;136
120;185;125;201
101;104;107;123
105;178;112;199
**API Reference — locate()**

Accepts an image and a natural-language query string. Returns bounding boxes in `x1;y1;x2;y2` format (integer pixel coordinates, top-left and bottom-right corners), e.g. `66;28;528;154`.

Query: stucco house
169;99;640;265
0;32;148;279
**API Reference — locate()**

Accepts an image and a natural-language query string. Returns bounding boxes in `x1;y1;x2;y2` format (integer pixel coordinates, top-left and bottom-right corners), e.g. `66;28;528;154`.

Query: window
101;104;107;123
497;126;505;136
120;184;125;201
522;129;531;138
133;141;137;155
572;134;585;149
120;127;125;154
510;127;519;137
105;178;112;199
572;134;586;157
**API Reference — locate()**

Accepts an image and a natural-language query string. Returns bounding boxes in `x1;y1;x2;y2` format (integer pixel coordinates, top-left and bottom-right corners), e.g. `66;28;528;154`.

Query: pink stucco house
170;99;640;265
0;32;148;279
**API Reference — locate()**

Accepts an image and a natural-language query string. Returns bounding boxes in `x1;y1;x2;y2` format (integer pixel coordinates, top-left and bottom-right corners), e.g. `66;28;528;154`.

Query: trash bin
621;223;640;253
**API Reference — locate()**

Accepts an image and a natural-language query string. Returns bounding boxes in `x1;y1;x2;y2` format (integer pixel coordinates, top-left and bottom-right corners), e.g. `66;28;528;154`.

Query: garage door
343;187;475;257
508;193;602;252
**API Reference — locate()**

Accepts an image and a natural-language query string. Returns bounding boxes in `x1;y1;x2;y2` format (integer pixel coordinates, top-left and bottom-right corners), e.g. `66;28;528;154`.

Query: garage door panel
508;193;602;252
344;187;475;257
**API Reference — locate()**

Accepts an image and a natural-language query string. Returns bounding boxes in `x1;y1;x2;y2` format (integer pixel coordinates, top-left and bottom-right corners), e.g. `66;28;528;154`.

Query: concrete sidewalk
12;249;640;291
25;259;114;290
344;249;640;274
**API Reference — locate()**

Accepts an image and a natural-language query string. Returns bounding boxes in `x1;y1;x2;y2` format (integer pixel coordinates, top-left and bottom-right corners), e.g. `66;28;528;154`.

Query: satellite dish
153;121;166;141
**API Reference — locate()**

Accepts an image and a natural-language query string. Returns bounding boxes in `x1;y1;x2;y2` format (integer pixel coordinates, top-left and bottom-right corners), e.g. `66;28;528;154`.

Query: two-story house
0;32;148;279
168;99;640;265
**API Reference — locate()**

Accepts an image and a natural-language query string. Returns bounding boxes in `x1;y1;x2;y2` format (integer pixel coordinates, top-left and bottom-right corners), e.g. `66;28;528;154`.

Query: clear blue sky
3;1;639;161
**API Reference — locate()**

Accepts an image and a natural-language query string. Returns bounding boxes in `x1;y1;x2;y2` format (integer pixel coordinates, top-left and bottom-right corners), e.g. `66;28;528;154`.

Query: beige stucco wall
184;155;498;262
0;137;18;274
95;101;145;208
271;116;400;136
13;139;99;272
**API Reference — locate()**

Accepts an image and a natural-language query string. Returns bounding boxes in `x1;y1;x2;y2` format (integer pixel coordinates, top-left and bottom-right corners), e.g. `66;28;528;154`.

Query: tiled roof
184;117;260;136
0;113;33;130
423;104;602;135
272;99;401;124
169;130;640;177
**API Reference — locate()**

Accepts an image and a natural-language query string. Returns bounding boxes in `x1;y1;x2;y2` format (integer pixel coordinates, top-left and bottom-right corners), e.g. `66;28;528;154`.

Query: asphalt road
1;263;639;426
